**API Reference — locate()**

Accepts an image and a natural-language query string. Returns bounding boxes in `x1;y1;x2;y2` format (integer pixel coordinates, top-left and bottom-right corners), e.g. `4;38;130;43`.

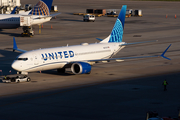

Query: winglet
160;44;171;60
50;12;61;17
13;37;17;52
13;37;27;53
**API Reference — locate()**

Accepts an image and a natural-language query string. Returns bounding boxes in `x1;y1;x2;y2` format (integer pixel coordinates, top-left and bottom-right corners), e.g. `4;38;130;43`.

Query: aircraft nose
11;61;20;71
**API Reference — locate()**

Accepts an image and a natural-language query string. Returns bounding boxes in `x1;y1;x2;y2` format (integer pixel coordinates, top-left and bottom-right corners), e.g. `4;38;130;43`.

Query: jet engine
71;62;91;74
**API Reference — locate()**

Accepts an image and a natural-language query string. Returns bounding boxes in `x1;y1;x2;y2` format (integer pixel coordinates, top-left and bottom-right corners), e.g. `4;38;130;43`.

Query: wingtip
161;44;171;60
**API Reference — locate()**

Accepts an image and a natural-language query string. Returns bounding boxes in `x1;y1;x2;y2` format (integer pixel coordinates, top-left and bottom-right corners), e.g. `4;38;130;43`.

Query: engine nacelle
71;62;91;74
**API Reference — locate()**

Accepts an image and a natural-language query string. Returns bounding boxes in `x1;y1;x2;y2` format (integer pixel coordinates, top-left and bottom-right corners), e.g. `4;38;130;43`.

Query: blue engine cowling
71;62;91;74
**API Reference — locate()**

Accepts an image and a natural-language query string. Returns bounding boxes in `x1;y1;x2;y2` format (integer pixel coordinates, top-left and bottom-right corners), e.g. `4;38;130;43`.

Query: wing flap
87;55;159;63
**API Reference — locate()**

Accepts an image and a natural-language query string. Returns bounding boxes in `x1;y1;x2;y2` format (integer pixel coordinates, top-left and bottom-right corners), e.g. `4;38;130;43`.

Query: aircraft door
33;54;39;65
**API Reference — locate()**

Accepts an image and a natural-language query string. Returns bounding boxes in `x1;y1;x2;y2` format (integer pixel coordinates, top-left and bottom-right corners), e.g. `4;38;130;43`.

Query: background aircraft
0;0;59;36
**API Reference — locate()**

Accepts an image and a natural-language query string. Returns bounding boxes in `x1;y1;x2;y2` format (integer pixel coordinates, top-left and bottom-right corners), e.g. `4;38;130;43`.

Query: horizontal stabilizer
121;40;158;46
96;38;103;41
50;13;61;17
34;13;60;19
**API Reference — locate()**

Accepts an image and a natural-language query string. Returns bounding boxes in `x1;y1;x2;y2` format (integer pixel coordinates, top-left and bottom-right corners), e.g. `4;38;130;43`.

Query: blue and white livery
29;0;52;16
11;5;171;75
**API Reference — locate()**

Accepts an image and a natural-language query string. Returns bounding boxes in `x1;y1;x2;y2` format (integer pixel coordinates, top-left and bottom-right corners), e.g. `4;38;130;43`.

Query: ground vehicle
146;111;163;120
2;75;31;83
21;26;34;37
146;111;180;120
106;9;117;15
83;14;95;22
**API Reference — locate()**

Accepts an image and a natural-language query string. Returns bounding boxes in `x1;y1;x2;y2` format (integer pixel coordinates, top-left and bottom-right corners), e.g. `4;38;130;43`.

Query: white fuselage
0;14;51;29
11;42;125;72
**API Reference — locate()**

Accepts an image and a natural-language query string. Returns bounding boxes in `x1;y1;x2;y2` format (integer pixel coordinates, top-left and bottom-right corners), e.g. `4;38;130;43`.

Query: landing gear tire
30;33;33;37
17;80;20;83
27;78;31;82
21;26;34;37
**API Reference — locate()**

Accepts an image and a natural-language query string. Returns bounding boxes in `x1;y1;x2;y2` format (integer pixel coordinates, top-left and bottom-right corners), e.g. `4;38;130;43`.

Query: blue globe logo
29;1;50;16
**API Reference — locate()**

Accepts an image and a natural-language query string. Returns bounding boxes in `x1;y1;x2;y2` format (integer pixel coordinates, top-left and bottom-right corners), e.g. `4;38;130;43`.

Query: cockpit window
17;58;28;61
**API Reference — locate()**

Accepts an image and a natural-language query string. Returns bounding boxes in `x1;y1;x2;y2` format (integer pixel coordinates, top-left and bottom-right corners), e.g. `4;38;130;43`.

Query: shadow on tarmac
0;72;180;120
0;49;20;76
42;70;75;76
0;29;21;37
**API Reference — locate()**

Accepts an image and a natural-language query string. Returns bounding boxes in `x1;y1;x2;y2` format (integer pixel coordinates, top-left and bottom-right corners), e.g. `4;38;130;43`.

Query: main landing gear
21;26;34;37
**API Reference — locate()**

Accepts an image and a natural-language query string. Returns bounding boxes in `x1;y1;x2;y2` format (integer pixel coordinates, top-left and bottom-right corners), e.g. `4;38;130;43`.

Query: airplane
11;5;171;75
10;6;18;14
10;6;31;15
0;0;59;36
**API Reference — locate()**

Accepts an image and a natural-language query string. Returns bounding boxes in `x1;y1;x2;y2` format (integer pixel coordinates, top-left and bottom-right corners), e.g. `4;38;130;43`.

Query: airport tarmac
1;72;180;120
0;0;180;119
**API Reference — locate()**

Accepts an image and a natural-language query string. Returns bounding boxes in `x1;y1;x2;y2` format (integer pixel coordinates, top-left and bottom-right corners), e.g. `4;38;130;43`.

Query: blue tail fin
11;6;17;14
108;5;126;43
29;0;53;16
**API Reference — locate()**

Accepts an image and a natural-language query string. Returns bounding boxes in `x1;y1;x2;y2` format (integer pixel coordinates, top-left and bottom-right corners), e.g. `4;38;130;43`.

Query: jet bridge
20;15;34;37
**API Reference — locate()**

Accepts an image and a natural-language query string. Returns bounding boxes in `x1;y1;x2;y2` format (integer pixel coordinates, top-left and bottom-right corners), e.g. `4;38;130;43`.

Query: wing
72;44;171;64
120;40;158;46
